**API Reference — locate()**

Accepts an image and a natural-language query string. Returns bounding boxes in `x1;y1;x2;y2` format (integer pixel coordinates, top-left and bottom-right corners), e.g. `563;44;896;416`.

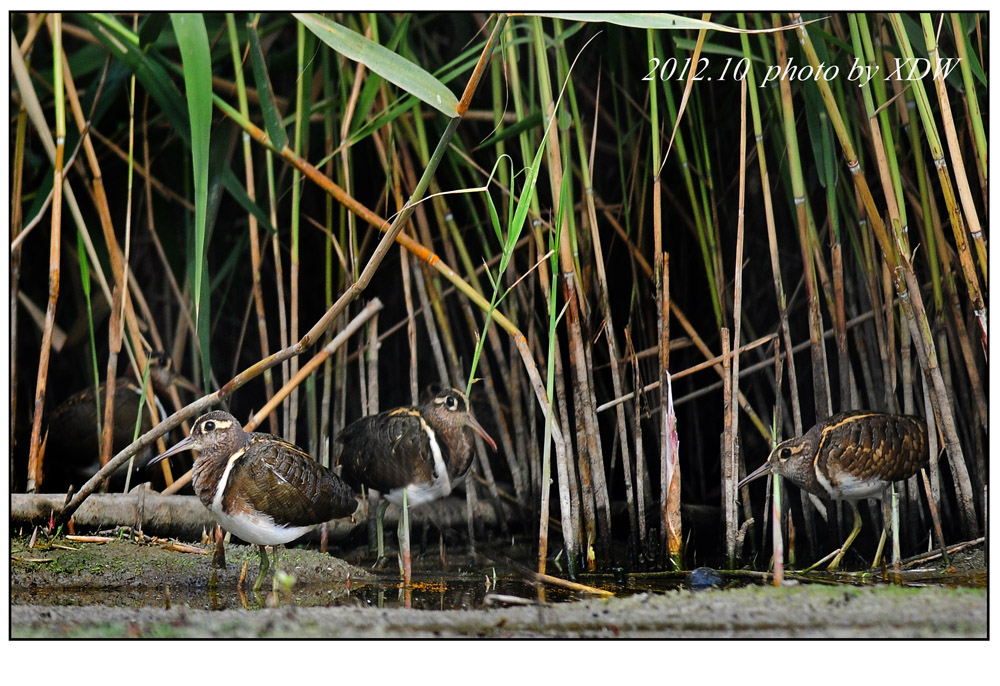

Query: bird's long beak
737;459;773;489
147;435;195;469
466;413;497;452
171;375;200;394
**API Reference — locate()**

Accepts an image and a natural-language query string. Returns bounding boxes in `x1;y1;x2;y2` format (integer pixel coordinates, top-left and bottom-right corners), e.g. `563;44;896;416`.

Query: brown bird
149;411;357;591
739;411;928;570
40;352;185;493
338;387;497;560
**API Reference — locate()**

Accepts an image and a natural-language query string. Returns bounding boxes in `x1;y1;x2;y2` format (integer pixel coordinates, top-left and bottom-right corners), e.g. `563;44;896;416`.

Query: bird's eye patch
204;420;216;432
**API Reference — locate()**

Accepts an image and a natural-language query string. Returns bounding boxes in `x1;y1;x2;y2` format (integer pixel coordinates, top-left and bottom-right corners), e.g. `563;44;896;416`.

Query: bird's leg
399;489;411;586
890;482;902;576
271;545;281;595
253;544;270;592
373;499;389;569
829;503;862;570
872;527;888;568
439;529;447;570
426;511;447;570
212;524;226;569
872;485;895;570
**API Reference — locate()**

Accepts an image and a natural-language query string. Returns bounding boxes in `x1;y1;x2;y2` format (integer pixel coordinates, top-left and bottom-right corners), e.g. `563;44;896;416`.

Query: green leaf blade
247;24;289;151
170;12;213;390
294;12;459;118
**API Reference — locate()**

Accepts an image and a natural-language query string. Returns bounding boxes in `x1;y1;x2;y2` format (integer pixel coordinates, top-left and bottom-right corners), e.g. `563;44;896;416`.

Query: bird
337;387;497;562
40;352;190;493
148;410;358;591
739;411;928;570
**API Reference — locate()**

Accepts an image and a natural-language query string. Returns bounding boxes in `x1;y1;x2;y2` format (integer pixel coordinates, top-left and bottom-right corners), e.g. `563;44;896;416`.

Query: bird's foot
827;549;847;571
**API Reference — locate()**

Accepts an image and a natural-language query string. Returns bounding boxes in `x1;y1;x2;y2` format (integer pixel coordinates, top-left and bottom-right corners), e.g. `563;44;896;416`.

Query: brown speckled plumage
337;388;496;507
812;413;926;493
741;412;927;501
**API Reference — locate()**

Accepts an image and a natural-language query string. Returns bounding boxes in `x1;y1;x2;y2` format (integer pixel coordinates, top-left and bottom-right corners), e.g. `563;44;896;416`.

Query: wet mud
10;536;986;638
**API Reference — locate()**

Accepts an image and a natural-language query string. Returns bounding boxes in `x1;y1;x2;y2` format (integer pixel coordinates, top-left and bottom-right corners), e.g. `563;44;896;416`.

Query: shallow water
12;564;984;615
11;536;986;637
11;572;586;611
11;532;985;615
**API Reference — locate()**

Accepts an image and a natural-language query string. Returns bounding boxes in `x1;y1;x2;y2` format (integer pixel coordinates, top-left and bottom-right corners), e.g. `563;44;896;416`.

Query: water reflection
12;565;983;612
13;572;579;612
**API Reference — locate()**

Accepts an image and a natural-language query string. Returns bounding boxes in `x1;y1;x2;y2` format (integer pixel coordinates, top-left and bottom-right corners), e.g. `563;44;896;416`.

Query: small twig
484;593;538;606
9;126;89;253
901;537;983;570
161;541;213;556
160;468;193;496
597;332;776;413
65;535;115;543
533;570;614;597
475;548;612;597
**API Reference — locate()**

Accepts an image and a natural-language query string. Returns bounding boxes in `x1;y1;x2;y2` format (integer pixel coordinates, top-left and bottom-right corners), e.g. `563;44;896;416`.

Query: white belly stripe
419;415;450;496
211;447;246;515
385;417;451;507
813;462;835;499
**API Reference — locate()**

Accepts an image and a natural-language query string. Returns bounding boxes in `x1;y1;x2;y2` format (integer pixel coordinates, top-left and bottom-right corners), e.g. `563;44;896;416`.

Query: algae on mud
10;536;364;592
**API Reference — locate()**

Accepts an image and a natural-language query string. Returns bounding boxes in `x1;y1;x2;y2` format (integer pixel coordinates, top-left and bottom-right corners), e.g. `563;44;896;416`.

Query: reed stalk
920;14;986;286
724;76;749;567
11;97;28;488
948;13;987;189
885;15;985;336
26;14;65;493
773;22;831;422
533;16;611;566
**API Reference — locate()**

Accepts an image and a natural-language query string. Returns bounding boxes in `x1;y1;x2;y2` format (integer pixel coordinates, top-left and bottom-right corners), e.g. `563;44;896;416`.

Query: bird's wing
820;413;927;483
227;435;356;526
337;409;443;493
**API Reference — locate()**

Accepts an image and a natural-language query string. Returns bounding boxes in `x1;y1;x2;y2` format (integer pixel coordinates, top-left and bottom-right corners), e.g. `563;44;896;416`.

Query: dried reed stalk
26;15;66;493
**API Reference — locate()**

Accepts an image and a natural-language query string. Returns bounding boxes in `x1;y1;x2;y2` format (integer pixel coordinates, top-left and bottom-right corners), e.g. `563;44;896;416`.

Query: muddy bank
12;584;986;638
11;537;366;592
10;536;986;638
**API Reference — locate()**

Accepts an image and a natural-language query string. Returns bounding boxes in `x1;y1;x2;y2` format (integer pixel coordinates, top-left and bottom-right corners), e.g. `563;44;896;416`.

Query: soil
10;536;987;638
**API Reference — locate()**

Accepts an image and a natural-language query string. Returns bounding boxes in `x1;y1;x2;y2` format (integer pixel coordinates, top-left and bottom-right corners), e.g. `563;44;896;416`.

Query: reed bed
9;12;987;575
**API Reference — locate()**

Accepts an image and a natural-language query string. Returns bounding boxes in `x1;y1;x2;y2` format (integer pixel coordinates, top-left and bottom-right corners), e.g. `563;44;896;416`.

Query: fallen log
11;492;514;544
